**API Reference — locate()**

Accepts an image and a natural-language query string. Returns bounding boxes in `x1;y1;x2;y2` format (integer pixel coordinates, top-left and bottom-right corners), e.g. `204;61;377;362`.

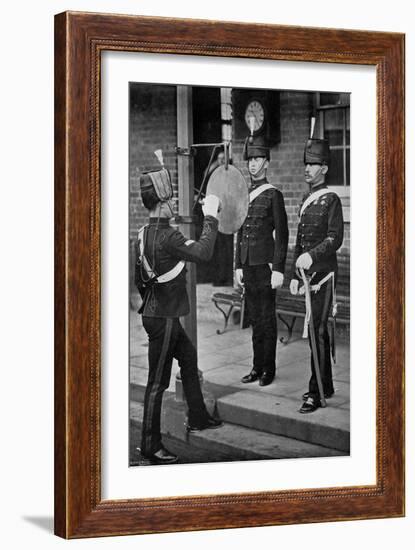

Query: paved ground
130;284;350;464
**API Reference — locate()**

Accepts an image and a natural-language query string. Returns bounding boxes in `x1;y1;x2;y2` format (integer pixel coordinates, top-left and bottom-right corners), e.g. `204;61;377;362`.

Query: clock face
245;100;265;133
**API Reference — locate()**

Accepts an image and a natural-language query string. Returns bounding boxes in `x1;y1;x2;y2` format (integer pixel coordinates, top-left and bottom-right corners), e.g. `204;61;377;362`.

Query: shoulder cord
139;211;161;284
138;210;162;313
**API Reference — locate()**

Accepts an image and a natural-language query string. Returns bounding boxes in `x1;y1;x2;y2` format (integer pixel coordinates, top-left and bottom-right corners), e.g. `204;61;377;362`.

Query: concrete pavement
130;284;350;464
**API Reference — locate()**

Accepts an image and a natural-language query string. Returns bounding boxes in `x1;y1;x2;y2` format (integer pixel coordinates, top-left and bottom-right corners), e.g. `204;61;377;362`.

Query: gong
206;164;249;234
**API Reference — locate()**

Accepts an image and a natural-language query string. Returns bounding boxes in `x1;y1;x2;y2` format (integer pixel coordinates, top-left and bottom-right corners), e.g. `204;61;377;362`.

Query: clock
244;100;265;134
233;89;280;144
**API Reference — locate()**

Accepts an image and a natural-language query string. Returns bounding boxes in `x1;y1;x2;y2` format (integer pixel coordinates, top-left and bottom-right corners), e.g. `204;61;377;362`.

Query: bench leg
213;301;234;335
278;314;296;344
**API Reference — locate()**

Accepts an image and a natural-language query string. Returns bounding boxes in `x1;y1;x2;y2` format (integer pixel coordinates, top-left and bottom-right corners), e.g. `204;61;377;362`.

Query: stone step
130;363;349;453
215;390;350;453
130;399;344;465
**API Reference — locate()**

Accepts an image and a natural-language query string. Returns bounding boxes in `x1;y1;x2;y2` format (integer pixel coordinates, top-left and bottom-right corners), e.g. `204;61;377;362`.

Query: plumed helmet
304;139;330;165
242;134;270;161
139;168;173;211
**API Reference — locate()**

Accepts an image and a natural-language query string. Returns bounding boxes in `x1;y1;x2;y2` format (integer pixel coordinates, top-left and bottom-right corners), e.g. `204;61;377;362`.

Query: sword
299;268;327;408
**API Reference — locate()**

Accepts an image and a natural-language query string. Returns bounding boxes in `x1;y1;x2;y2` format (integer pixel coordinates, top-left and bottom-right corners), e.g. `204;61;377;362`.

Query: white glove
296;252;313;270
202;194;220;218
235;269;244;287
290;279;299;295
271;271;284;289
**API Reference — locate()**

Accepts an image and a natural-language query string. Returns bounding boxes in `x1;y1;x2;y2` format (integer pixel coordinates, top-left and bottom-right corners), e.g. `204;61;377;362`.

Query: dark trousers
141;316;209;455
307;274;335;399
243;265;277;378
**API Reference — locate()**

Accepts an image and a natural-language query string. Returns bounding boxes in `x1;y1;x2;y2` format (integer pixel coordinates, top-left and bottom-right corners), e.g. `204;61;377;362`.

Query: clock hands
246;101;264;132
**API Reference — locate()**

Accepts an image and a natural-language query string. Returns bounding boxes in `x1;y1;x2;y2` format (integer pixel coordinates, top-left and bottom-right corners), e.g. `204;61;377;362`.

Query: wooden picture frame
54;11;405;538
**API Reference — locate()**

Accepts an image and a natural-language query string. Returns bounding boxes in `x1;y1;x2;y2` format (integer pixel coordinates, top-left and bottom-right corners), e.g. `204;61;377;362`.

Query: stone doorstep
130;369;350;453
130;367;201;404
130;398;345;462
215;391;350;453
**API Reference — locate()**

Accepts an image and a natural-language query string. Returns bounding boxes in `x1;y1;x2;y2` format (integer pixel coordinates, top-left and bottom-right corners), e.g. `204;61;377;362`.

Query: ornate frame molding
55;11;404;538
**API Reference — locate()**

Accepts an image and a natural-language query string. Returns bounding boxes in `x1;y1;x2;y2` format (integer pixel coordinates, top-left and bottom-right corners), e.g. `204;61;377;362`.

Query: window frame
315;93;351;221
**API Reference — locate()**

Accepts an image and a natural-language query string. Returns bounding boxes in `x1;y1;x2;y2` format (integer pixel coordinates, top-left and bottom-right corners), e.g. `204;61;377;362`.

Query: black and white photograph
128;83;350;467
1;0;412;545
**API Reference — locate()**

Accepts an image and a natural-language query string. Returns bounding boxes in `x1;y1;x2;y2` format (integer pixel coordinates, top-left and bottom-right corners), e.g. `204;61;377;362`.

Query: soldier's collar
309;183;327;193
149;217;170;226
306;183;327;197
250;177;268;189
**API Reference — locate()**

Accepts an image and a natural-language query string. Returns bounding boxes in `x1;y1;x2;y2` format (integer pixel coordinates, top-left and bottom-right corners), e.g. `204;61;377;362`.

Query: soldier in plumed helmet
135;164;223;465
290;138;344;414
235;135;289;387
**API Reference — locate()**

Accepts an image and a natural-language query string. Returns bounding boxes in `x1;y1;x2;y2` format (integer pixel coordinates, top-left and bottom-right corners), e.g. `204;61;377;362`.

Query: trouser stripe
319;279;333;390
144;318;173;453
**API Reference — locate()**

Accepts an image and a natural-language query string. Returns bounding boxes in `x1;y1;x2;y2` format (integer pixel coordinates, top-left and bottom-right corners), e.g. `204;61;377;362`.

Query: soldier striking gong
135;166;223;465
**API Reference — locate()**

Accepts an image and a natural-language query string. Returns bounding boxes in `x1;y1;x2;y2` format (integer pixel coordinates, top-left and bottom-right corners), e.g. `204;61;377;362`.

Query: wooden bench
211;287;245;334
211;252;350;362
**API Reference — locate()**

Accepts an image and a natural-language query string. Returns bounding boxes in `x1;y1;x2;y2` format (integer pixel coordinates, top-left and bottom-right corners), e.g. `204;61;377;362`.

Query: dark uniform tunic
136;215;218;456
235;179;289;379
291;184;344;399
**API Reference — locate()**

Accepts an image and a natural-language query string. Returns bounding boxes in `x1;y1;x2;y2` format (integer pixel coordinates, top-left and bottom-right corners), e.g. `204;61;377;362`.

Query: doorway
192;86;234;286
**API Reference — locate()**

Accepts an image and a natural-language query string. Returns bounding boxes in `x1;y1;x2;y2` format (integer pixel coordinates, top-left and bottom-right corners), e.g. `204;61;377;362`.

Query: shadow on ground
22;516;54;533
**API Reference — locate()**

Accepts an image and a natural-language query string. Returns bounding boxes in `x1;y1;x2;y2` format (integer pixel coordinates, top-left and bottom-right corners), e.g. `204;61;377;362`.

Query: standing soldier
235;135;289;387
290;138;344;413
135;167;223;465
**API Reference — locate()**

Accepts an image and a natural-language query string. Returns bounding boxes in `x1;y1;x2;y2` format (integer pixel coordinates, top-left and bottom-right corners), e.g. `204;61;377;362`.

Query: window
316;92;350;220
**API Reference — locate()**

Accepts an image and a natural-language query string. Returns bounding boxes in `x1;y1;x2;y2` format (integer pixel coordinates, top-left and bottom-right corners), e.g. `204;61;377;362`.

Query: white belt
298;271;334;296
156;261;185;283
137;225;188;284
249;183;274;203
298;271;336;338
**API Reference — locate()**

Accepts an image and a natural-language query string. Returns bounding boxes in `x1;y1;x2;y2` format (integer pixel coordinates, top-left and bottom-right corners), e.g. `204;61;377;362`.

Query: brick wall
129;83;178;240
129;86;350;275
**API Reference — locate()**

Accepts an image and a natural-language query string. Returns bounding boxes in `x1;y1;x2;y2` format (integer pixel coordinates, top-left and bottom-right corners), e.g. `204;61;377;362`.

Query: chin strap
250;157;267;180
256;157;267;175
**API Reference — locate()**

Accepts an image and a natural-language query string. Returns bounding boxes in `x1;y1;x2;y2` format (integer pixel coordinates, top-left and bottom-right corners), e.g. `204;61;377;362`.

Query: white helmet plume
154;149;164;167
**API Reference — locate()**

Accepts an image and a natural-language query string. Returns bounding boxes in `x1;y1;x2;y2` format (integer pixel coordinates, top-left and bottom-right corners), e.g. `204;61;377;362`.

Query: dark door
192;86;233;286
